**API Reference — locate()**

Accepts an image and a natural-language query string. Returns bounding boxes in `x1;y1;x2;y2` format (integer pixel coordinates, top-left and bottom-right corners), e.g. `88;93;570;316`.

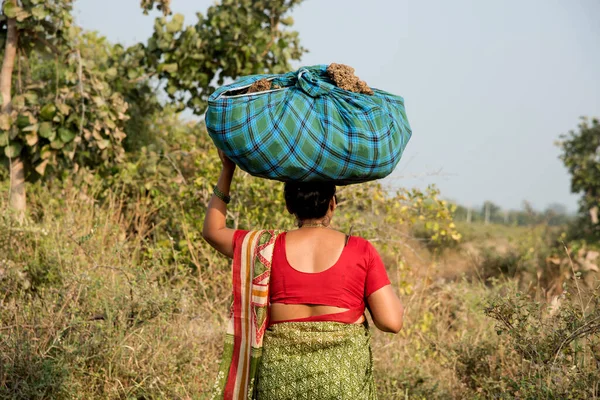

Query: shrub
480;284;600;399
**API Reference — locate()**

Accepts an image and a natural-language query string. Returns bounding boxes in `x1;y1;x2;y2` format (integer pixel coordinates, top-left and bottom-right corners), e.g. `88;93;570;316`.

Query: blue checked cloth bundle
206;65;412;185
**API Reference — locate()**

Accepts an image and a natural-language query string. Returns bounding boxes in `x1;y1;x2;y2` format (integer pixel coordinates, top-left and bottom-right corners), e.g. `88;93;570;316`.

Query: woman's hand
218;149;236;173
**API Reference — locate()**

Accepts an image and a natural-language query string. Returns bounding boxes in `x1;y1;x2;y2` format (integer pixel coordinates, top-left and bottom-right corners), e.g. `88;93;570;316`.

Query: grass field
1;181;599;399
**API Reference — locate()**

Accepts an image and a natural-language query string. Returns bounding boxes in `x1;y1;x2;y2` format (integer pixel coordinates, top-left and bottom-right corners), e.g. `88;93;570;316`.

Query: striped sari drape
211;230;281;400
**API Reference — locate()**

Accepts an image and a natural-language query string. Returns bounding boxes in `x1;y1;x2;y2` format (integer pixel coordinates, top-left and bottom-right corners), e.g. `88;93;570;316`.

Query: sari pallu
211;230;281;400
255;321;377;400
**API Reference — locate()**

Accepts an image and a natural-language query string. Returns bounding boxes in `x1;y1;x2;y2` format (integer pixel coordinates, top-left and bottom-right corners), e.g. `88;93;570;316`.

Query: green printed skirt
254;322;377;400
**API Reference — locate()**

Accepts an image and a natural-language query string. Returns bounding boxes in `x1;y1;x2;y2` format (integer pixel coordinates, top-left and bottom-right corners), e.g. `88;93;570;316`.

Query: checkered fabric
206;65;412;185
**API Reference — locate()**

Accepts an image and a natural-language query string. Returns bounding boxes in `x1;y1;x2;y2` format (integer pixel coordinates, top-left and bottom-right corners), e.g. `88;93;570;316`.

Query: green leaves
3;1;31;22
24;92;39;105
0;131;8;147
158;63;178;74
16;114;32;129
2;1;18;18
40;104;57;121
31;5;48;20
143;0;306;115
4;142;22;158
0;24;128;180
58;128;75;143
39;122;55;140
140;0;172;16
50;138;64;149
557;117;600;239
166;13;184;33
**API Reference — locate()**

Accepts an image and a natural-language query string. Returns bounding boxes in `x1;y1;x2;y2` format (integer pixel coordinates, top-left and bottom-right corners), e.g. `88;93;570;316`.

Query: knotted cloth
206;65;412;185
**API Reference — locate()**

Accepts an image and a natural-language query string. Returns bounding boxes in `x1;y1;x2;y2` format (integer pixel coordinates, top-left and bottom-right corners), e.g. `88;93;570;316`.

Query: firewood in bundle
327;63;374;95
247;78;273;94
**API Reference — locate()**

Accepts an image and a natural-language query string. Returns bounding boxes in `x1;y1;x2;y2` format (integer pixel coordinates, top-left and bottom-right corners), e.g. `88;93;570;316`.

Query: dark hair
284;182;336;221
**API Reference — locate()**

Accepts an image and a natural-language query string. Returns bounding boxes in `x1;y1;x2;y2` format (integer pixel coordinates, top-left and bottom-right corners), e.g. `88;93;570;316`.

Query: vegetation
453;200;572;227
0;0;304;214
557;117;600;241
0;1;598;399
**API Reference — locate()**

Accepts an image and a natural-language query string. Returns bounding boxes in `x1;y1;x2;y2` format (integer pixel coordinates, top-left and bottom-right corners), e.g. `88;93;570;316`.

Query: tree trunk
1;8;25;215
590;206;599;225
9;157;25;211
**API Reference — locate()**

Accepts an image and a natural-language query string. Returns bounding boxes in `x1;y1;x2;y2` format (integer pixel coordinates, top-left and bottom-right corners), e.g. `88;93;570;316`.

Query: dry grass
1;181;598;399
0;183;227;398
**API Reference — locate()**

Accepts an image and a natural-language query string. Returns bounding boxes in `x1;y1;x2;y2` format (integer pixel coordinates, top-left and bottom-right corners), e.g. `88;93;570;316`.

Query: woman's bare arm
367;285;404;333
202;151;237;258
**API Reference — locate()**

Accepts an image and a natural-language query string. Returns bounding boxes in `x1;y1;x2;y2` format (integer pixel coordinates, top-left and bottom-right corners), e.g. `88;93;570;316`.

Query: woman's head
284;182;337;222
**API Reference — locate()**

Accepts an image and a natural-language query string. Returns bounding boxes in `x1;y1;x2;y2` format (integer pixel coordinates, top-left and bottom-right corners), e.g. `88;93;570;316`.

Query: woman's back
283;228;347;273
269;228;390;324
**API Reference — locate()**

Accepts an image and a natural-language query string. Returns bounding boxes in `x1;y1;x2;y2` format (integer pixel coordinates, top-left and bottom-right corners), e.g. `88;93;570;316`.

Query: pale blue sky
74;0;600;211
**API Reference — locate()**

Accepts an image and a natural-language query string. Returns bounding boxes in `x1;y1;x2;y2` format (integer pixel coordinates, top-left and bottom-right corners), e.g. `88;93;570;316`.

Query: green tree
75;32;162;153
0;0;306;215
140;0;305;115
557;117;600;239
0;0;129;215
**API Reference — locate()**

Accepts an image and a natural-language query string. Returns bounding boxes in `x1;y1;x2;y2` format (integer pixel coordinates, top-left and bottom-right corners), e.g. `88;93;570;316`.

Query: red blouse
233;230;391;323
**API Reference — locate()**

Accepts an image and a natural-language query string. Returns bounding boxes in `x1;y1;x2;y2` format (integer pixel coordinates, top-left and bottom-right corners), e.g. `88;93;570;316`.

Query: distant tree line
452;200;572;227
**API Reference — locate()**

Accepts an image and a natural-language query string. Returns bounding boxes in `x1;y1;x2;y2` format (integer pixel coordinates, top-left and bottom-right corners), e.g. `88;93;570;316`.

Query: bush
477;247;524;283
479;285;600;399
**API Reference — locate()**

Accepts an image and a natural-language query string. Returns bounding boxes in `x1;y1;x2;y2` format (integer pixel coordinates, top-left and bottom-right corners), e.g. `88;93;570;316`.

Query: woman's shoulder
347;234;371;245
347;235;378;254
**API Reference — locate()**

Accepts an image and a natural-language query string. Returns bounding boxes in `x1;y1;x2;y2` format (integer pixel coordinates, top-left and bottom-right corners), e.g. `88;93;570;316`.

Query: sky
74;0;600;212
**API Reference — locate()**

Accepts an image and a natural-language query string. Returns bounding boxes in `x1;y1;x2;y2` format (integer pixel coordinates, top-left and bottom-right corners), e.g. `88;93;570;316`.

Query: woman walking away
203;149;404;400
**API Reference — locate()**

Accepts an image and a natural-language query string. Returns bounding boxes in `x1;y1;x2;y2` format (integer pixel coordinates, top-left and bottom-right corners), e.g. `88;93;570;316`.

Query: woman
203;150;404;399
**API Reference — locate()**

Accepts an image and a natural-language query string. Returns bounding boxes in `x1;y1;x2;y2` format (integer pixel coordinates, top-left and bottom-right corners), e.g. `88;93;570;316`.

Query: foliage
0;0;307;214
474;226;557;287
376;367;447;400
0;183;213;398
480;285;600;399
140;0;171;16
74;32;162;154
0;1;129;178
1;152;598;399
141;0;306;115
557;116;600;240
477;246;524;283
486;289;600;365
466;224;600;301
0;0;74;49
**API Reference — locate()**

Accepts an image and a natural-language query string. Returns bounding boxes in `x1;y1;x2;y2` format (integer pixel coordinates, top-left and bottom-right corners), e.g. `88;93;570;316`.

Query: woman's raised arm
202;150;237;258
